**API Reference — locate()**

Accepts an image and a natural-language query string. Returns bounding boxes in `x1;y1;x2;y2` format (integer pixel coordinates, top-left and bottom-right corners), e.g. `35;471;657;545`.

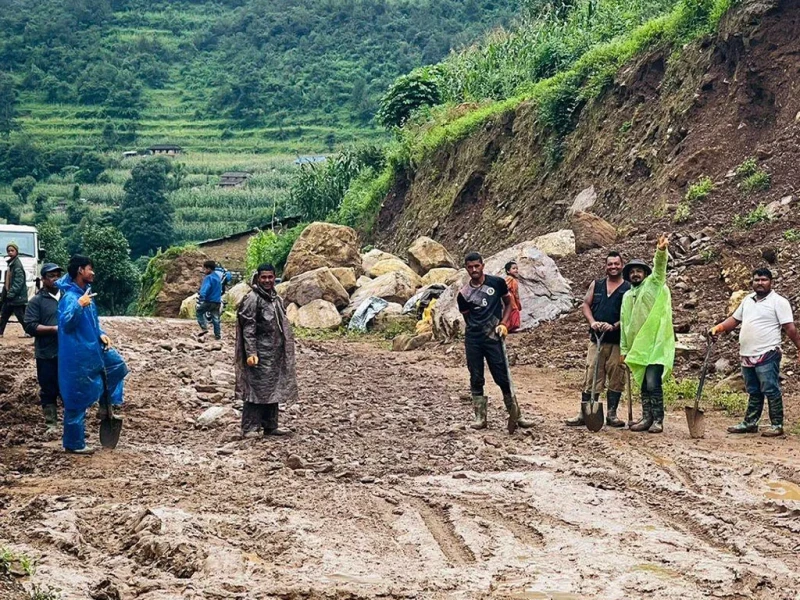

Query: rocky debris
179;293;198;320
196;406;232;427
571;211;617;253
223;282;251;314
286;302;300;325
349;271;419;311
714;371;746;393
392;332;433;352
714;357;734;375
432;241;573;339
568;185;597;215
727;290;749;315
531;230;576;258
361;248;400;273
675;333;706;357
367;258;423;287
283;222;362;280
372;303;412;332
721;254;751;292
285;455;306;470
150;248;211;317
296;299;342;330
421;267;459;286
282;267;350;309
330;267;358;293
765;195;794;219
407;236;456;275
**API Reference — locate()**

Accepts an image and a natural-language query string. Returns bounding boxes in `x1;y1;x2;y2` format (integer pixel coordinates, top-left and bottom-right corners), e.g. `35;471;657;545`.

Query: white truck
0;224;42;300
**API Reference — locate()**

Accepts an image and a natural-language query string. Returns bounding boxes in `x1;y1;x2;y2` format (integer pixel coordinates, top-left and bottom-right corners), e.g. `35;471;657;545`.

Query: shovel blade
684;406;705;439
582;402;604;432
100;417;123;449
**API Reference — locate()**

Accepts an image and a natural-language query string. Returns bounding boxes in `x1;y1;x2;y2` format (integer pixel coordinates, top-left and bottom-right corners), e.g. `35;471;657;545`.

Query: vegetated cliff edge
376;0;800;264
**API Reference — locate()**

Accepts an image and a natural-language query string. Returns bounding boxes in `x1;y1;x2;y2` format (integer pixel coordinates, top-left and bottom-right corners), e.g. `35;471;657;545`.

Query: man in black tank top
565;251;631;428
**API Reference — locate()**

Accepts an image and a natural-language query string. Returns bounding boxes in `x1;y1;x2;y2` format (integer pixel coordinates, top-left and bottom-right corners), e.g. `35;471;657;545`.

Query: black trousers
241;402;279;434
465;335;511;397
0;303;26;335
36;357;60;407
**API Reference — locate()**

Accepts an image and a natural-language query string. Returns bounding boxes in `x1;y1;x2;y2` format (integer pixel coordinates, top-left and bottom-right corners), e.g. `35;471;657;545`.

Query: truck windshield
0;232;36;258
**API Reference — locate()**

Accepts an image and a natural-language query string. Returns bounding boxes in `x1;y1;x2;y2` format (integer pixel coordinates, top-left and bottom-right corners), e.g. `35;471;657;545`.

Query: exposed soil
2;318;800;599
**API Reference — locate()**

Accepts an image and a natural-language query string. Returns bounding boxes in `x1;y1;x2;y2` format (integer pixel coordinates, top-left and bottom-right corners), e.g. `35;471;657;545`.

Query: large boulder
571;211;616;253
531;230;576;258
368;258;423;287
222;281;251;320
407;236;456;275
568;185;597;215
283;267;350;309
141;248;211;317
330;267;358;293
362;249;400;273
356;275;373;288
179;293;199;320
295;299;342;330
349;271;419;312
282;222;362;281
286;302;300;325
727;290;749;315
421;267;459;286
432;241;573;340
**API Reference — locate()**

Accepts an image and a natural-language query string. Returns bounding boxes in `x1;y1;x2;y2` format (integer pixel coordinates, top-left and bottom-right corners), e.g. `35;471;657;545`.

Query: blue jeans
741;357;782;426
197;301;221;338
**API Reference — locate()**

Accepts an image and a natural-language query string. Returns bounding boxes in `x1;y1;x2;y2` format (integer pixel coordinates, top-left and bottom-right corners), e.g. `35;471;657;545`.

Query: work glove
246;355;259;367
100;334;111;348
78;290;93;307
709;325;724;337
495;324;508;339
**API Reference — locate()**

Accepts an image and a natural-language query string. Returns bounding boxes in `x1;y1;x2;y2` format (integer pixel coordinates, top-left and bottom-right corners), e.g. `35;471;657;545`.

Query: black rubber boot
648;395;664;434
503;394;520;434
605;391;625;428
728;393;764;433
565;392;590;426
629;396;653;432
470;395;488;430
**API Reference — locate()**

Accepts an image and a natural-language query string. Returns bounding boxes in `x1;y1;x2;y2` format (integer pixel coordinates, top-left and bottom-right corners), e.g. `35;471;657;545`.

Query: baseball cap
40;263;63;277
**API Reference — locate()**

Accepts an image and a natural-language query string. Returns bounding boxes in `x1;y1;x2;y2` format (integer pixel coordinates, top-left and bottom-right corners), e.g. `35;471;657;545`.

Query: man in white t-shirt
710;268;800;437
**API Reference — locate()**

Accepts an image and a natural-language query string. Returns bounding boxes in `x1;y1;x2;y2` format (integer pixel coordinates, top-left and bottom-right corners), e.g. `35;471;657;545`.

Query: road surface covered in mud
1;318;800;599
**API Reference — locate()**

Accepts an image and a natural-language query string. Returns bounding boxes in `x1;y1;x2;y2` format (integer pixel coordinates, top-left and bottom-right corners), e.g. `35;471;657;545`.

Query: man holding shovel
235;263;297;437
458;252;532;433
709;268;800;437
566;251;630;428
620;235;675;434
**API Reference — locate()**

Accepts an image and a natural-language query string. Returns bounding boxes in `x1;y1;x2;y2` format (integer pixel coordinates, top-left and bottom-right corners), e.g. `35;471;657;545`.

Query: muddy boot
565;393;590;426
42;404;58;429
503;394;520;434
761;425;784;438
470;395;488;430
727;423;758;434
605;391;625;428
648;396;664;434
265;427;293;437
629;396;653;432
65;445;95;455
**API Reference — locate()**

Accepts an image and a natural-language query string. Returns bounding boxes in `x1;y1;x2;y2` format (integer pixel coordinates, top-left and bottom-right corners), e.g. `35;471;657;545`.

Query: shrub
733;204;770;229
734;157;758;179
245;223;308;276
662;376;747;416
377;67;443;129
783;229;800;242
673;202;691;223
685;176;713;203
740;170;771;193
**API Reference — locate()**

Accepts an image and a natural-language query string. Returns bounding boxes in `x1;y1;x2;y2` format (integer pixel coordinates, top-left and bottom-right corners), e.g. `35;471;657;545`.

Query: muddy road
2;318;800;599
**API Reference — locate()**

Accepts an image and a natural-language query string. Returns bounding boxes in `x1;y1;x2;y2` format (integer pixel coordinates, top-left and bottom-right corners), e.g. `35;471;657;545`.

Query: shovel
625;367;636;428
99;369;123;449
582;331;605;432
685;336;714;439
500;338;520;434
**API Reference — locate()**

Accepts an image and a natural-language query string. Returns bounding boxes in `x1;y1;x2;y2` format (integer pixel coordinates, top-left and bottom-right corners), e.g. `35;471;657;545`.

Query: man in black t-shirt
458;252;533;433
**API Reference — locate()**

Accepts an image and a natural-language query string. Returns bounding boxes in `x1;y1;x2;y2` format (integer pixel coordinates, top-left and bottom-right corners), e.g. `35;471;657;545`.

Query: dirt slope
2;319;800;599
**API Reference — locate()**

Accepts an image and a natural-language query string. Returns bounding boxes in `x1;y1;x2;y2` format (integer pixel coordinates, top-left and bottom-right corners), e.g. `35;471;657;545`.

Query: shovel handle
589;331;605;406
501;338;516;399
694;336;716;411
626;366;633;422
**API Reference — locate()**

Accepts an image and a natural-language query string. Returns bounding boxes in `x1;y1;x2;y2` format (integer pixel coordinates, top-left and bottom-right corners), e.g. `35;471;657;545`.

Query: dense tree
80;224;139;315
118;158;175;257
377;67;442;129
11;176;36;204
37;220;70;268
74;152;106;184
0;72;17;135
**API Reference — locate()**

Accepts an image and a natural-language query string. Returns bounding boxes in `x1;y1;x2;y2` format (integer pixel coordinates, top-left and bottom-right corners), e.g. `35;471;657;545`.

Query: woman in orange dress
505;261;522;333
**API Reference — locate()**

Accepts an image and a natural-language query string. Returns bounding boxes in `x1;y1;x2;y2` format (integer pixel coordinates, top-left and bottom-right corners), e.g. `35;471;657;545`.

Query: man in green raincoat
620;234;675;434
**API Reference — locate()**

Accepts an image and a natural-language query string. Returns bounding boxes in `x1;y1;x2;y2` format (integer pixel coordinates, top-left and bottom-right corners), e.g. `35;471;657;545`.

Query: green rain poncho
620;247;675;388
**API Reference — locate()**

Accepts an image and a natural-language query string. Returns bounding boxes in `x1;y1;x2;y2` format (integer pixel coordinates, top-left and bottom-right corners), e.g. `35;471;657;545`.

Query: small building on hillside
149;144;183;156
122;150;138;159
294;155;327;165
219;172;251;188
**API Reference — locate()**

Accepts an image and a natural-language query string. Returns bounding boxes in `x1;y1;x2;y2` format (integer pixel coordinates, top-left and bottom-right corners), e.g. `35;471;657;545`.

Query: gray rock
196;406;232;427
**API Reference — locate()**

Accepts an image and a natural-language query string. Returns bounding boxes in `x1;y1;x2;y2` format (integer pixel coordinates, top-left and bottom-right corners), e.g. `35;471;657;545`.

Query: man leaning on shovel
709;267;800;437
566;251;630;428
458;252;532;433
620;234;675;434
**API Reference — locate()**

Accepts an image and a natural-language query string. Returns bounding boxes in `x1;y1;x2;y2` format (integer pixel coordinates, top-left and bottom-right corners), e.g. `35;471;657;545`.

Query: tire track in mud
456;499;545;548
406;498;476;566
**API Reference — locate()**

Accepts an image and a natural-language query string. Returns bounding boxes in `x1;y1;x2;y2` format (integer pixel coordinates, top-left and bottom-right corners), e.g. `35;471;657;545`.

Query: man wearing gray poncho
235;263;298;437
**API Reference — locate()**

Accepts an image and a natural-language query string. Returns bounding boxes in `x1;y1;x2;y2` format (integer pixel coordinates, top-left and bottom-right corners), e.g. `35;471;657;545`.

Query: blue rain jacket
56;275;128;411
199;272;222;303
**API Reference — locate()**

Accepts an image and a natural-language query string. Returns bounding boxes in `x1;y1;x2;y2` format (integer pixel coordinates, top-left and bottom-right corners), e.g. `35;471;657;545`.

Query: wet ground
1;318;800;599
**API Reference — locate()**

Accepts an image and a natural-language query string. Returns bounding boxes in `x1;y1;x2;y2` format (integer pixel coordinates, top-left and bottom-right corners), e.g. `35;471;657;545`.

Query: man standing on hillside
566;251;630;428
458;252;533;433
710;268;800;437
235;263;297;437
0;242;29;337
197;260;222;340
24;263;64;435
57;255;128;454
620;235;674;434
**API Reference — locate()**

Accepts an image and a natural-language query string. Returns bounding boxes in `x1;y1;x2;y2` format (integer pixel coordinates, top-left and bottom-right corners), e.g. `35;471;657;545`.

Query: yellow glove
495;324;508;339
100;334;111;348
246;355;259;367
78;290;93;308
709;325;725;337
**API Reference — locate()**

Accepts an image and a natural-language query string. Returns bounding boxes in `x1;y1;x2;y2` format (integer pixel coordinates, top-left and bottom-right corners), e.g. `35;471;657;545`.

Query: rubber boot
42;404;58;428
265;427;293;437
565;392;590;426
629;396;653;432
727;393;763;433
503;394;522;434
65;445;95;455
470;395;488;430
605;391;625;428
648;395;664;434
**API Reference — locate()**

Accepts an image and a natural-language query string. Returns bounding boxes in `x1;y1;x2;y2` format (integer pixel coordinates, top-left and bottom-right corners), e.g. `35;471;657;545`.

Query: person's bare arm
783;323;800;361
582;281;596;326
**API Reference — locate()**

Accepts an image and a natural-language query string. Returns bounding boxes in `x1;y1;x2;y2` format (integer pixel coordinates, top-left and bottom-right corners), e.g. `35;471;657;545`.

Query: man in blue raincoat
57;255;128;454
